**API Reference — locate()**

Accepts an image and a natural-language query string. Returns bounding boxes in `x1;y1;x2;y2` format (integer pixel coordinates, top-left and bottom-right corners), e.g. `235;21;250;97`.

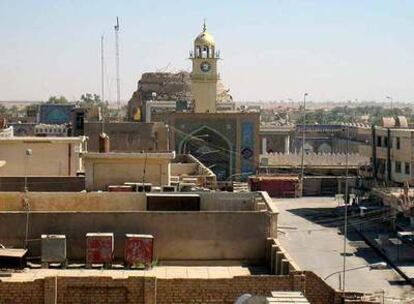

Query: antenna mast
114;17;121;110
100;35;105;105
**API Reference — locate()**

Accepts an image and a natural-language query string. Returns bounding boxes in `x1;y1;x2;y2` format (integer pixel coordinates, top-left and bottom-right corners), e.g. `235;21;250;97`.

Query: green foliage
45;96;69;105
298;105;413;126
0;104;25;119
78;93;105;109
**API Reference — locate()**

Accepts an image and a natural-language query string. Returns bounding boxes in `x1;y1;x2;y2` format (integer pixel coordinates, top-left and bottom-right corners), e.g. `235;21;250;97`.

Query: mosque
167;23;260;181
127;23;260;181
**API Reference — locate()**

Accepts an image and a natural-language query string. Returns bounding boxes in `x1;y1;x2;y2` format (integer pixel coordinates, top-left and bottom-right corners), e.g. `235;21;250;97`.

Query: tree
45;96;69;105
78;93;105;109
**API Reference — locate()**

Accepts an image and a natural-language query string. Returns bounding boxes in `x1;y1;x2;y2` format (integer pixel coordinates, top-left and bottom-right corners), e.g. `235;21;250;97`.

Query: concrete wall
0;176;85;192
0;138;84;176
84;122;169;152
0;211;271;262
199;192;256;211
84;156;171;190
0;192;258;212
0;191;276;262
0;192;147;211
171;163;197;175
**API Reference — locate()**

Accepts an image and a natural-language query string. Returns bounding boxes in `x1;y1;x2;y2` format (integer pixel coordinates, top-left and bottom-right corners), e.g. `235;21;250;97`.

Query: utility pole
24;149;32;249
300;93;308;190
342;125;350;293
114;17;121;111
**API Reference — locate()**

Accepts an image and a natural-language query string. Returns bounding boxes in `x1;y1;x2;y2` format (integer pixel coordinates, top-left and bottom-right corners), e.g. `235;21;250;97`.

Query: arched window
202;46;209;58
195;46;201;58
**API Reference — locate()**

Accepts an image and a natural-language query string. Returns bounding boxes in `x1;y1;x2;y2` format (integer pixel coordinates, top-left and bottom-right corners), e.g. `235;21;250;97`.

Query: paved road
272;197;413;301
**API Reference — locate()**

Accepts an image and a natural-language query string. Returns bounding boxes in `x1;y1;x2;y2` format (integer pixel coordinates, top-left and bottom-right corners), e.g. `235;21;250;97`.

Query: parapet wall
0;211;270;262
0;273;375;304
261;152;369;167
0;191;257;212
0;176;85;192
0;192;275;263
0;192;147;211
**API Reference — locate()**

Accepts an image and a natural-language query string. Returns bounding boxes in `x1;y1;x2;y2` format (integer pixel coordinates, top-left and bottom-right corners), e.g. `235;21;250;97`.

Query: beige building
0;137;86;176
372;126;414;185
83;152;175;191
190;22;219;113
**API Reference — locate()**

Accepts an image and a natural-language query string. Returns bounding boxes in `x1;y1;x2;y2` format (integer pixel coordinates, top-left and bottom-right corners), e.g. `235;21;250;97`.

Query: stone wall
0;273;377;304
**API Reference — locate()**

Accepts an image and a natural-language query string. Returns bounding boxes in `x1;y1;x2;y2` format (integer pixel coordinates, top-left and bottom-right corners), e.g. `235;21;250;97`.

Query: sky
0;0;414;104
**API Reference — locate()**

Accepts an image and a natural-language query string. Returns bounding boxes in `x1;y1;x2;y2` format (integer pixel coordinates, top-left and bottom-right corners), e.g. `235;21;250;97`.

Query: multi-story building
356;116;414;185
371;125;413;185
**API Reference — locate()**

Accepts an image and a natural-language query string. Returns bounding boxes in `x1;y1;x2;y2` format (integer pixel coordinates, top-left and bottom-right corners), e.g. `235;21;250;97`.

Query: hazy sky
1;1;413;104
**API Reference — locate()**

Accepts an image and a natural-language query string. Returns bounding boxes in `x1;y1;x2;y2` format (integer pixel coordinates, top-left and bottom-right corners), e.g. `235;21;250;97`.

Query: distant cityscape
0;12;413;304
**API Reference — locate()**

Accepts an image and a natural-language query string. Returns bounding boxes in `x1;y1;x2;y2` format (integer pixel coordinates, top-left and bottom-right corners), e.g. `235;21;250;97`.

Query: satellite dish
235;294;267;304
235;294;252;304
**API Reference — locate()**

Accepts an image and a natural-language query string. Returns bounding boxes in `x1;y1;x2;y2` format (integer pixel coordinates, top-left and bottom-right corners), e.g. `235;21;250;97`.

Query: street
271;197;414;301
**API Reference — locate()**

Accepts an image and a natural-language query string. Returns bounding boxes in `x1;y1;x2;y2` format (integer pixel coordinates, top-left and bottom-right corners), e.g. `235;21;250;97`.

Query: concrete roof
0;136;86;143
82;151;176;160
0;266;266;282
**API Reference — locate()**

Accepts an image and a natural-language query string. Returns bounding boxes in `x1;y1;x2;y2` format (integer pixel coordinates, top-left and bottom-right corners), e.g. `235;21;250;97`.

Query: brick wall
51;276;145;304
156;275;300;304
0;280;44;304
302;271;341;304
0;272;377;304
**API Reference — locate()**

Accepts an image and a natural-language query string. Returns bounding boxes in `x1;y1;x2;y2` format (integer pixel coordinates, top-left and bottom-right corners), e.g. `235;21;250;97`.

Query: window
405;162;410;175
377;136;382;147
395;161;402;173
384;137;388;147
396;137;401;150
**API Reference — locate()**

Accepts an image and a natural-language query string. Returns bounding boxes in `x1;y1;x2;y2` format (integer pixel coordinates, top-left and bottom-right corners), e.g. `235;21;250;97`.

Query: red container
86;233;114;264
249;176;299;198
124;234;154;267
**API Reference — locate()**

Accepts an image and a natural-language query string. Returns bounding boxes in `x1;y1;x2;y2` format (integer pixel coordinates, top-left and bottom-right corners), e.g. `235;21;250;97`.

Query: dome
194;23;215;47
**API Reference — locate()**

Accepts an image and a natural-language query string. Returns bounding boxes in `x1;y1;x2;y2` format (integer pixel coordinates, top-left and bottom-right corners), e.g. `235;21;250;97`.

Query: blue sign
241;122;254;174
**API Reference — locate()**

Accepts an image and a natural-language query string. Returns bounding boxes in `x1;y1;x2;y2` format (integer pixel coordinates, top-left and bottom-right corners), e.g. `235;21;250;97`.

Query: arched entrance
178;126;232;181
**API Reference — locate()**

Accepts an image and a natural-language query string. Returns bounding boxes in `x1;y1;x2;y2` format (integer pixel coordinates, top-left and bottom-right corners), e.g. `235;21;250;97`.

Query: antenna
100;35;105;133
100;35;105;105
114;17;120;110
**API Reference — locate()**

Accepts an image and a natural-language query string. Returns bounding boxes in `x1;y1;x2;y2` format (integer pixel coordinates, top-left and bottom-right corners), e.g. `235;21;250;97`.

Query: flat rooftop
0;266;268;282
82;151;176;160
0;136;85;143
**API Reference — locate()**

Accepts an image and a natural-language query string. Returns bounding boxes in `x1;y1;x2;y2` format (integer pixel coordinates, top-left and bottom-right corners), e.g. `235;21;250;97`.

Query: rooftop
0;266;267;282
0;136;85;143
82;151;176;160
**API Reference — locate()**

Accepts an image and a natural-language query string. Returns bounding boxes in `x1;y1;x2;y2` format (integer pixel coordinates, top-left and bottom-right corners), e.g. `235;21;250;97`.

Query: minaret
190;22;219;113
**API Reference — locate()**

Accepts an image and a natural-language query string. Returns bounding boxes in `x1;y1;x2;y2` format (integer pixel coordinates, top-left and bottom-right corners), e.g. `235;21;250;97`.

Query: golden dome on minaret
194;21;215;47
